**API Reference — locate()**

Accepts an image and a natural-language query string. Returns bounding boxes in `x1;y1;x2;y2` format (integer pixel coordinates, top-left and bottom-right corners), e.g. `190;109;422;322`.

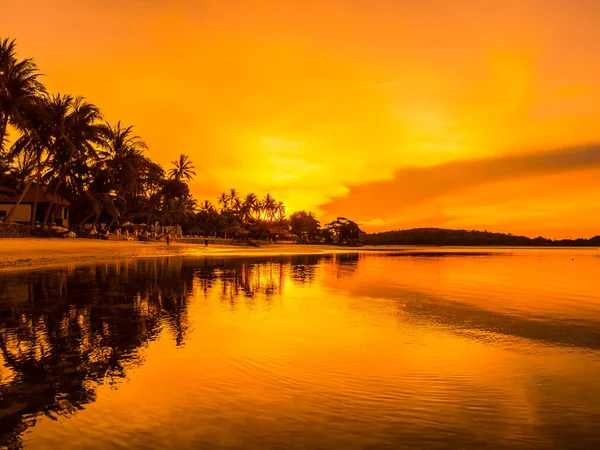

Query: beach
0;238;369;272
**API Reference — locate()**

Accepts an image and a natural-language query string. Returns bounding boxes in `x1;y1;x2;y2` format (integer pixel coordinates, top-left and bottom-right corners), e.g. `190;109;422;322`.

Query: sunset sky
3;0;600;238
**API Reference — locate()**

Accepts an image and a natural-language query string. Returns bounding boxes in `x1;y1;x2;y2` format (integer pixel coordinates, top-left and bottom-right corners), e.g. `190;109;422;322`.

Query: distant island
363;228;600;247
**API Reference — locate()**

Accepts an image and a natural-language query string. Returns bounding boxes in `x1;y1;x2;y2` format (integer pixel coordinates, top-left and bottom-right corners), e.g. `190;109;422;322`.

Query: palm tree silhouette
99;121;148;194
5;94;104;226
93;121;149;228
200;200;215;213
276;201;286;220
239;192;256;222
0;38;46;153
262;193;277;221
217;192;229;212
40;94;104;228
229;188;239;203
168;154;196;181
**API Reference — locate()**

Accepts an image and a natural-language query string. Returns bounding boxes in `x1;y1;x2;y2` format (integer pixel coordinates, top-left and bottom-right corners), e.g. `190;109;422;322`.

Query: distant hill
363;228;600;247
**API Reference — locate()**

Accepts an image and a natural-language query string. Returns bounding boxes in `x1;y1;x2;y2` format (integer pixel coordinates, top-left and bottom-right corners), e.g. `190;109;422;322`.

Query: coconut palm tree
231;197;243;214
229;188;239;203
262;193;277;221
3;93;104;225
99;121;148;196
80;121;149;226
241;192;258;222
164;195;197;227
38;94;104;228
0;38;46;153
168;154;195;181
200;200;215;213
217;192;229;212
9;147;36;188
275;201;286;221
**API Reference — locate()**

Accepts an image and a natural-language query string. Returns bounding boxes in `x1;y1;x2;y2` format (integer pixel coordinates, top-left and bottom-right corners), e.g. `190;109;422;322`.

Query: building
0;184;71;227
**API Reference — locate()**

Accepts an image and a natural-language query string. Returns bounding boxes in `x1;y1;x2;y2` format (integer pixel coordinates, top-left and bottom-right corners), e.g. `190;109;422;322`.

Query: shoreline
1;238;597;274
0;238;382;273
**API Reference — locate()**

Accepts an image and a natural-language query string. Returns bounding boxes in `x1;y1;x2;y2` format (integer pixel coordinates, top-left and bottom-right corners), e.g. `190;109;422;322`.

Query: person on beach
204;236;208;247
166;234;170;246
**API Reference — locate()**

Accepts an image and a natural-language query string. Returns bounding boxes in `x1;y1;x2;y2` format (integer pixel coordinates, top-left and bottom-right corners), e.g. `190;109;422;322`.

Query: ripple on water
1;251;600;449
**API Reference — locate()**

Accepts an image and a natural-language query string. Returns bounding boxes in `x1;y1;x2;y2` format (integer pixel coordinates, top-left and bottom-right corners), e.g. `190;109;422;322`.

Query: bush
0;223;31;238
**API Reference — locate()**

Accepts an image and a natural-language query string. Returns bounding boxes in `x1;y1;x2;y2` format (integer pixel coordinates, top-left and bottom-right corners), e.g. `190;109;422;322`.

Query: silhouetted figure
166;234;170;246
204;237;208;247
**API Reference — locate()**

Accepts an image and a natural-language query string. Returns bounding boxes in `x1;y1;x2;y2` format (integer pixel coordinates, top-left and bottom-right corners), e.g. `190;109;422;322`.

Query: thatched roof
223;225;249;235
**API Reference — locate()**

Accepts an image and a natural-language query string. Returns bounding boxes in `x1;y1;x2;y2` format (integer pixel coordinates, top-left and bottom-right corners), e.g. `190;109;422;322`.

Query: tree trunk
4;178;35;223
41;182;61;229
42;202;56;229
107;216;116;231
79;211;95;227
41;146;75;229
30;177;40;229
0;114;8;153
92;207;103;228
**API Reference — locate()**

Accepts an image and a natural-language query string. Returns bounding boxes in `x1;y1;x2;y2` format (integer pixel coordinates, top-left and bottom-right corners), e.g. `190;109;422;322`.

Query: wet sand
0;238;373;272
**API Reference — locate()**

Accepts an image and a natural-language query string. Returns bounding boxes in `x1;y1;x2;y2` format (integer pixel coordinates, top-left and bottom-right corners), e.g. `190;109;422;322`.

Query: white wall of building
59;205;69;227
0;204;31;223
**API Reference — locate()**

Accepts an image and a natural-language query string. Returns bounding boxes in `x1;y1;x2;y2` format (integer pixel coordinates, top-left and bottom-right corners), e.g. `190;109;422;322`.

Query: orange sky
3;0;600;238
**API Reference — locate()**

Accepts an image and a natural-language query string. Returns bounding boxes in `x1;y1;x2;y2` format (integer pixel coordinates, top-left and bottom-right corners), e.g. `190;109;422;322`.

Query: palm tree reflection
0;253;351;445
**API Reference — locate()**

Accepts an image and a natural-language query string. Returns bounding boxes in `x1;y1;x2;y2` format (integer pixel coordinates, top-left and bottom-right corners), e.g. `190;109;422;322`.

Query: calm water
1;249;600;449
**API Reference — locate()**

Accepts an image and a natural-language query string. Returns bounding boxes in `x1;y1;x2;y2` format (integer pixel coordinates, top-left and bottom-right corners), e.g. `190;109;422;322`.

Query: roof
0;184;70;206
0;185;16;195
267;227;289;234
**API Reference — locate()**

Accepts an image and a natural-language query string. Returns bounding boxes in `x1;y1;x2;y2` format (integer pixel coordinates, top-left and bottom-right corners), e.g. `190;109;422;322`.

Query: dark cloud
321;144;600;220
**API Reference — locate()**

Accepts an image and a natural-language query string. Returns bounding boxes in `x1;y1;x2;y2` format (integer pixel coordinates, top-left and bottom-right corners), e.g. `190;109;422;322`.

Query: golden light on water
3;251;599;447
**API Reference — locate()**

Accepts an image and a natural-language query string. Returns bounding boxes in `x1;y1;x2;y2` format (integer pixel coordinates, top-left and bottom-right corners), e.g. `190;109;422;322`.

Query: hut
0;184;71;227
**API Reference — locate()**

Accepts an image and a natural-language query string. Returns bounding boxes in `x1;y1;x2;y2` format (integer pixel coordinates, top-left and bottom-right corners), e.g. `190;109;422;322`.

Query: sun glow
3;0;600;237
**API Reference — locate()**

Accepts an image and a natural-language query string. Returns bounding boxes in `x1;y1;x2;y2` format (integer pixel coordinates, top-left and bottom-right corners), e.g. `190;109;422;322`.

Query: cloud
321;143;600;223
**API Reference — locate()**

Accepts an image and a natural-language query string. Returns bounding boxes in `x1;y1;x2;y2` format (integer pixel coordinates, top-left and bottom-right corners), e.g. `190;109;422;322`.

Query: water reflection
1;250;599;449
0;255;331;446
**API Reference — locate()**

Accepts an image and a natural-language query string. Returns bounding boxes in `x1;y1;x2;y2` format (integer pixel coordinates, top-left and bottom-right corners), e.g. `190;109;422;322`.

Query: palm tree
138;160;165;225
200;200;215;213
144;191;163;227
242;192;258;222
197;200;218;236
82;121;149;226
262;193;277;221
99;121;148;195
217;192;229;212
231;197;243;215
168;154;195;181
275;201;286;221
4;98;51;226
164;195;197;227
3;95;54;223
0;38;46;153
39;94;104;228
10;147;36;188
229;188;239;203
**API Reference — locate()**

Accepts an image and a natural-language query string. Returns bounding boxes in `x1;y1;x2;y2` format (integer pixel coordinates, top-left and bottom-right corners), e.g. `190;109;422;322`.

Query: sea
1;248;599;449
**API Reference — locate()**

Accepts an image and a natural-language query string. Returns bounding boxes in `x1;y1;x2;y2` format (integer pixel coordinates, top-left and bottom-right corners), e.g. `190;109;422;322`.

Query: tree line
363;228;600;246
0;37;365;242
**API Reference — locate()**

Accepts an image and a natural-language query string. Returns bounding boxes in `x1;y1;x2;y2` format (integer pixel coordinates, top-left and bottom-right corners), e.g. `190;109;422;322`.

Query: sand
0;238;373;272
